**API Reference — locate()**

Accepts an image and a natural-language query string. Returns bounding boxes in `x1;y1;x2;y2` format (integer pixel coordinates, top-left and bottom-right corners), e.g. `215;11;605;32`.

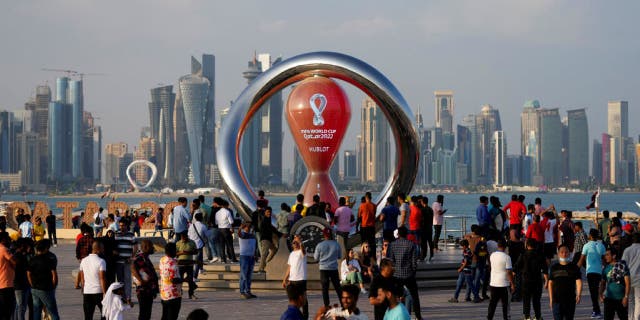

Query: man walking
172;197;190;242
379;197;399;243
578;228;606;319
78;241;107;320
600;247;630;320
132;239;159;320
334;197;354;257
476;196;491;238
432;195;445;251
45;210;57;247
621;233;640;320
27;240;60;320
419;196;434;261
314;228;342;308
215;198;237;263
487;239;514;320
115;218;137;305
386;226;422;320
549;244;582;320
515;239;548;320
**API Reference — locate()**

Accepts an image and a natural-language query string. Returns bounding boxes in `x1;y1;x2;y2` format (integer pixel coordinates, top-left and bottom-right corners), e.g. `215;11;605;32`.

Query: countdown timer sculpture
218;51;419;223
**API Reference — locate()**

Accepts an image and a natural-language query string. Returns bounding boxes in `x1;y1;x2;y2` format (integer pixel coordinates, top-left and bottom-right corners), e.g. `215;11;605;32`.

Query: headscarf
102;282;129;320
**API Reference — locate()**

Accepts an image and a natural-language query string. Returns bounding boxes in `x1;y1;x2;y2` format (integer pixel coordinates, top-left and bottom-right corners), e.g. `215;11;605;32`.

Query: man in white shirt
487;239;514;320
283;236;308;319
18;215;34;239
78;241;107;320
215;198;237;263
432;195;446;251
188;212;208;280
622;233;640;320
93;208;106;236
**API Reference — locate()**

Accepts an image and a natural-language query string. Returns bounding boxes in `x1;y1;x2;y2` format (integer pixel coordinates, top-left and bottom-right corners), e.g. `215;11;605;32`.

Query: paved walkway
46;241;601;319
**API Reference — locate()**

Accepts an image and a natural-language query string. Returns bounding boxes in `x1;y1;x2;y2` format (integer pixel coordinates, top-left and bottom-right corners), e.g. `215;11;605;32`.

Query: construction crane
41;68;107;80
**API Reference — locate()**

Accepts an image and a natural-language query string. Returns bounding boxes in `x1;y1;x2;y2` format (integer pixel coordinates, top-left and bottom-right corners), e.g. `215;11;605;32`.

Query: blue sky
1;1;639;172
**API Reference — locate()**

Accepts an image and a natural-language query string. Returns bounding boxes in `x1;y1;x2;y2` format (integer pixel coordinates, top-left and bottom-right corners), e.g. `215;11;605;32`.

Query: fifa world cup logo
286;76;351;209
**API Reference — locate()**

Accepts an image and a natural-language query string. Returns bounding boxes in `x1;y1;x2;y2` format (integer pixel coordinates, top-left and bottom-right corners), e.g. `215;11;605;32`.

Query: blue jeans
239;255;255;294
209;228;220;259
194;247;204;279
32;289;60;320
473;264;485;298
552;301;576;320
454;271;476;300
14;288;30;320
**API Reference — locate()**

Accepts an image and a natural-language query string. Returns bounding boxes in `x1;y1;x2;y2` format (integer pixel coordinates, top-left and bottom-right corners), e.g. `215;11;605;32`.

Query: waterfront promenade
49;240;599;320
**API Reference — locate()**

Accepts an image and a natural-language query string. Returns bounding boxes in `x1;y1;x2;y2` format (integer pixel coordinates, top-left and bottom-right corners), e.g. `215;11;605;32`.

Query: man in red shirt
526;215;545;253
358;192;377;255
408;196;422;245
503;194;526;238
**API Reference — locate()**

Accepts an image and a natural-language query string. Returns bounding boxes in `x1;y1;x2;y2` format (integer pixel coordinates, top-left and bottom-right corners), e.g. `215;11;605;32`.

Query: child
238;222;257;299
449;239;478;303
340;248;368;294
102;282;130;320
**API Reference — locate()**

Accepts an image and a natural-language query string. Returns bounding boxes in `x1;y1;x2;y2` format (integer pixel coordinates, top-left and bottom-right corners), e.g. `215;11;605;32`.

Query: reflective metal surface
218;51;420;221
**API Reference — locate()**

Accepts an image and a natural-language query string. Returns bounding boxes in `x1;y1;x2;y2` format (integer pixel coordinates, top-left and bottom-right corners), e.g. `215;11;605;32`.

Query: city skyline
1;1;639;153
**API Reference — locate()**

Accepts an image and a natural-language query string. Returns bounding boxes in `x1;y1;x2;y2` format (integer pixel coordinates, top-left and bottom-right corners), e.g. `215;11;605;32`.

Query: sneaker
448;298;458;303
591;312;602;319
209;257;220;263
53;244;58;248
241;293;250;299
361;288;368;294
248;293;257;299
189;294;199;300
473;297;482;303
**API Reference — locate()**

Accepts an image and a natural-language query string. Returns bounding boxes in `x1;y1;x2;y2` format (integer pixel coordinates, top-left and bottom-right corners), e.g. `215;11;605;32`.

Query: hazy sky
1;1;639;174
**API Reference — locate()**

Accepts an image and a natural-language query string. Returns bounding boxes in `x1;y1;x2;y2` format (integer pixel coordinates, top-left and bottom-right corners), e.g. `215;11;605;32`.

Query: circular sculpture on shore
217;51;419;223
126;160;158;191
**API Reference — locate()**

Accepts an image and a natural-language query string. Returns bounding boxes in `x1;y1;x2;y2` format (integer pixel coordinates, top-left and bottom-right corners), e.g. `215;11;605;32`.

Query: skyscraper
33;85;51;183
240;53;283;186
200;54;216;185
178;74;210;185
521;100;541;177
456;124;472;184
592;140;602;184
607;100;630;185
360;96;391;184
474;104;502;185
48;101;73;180
343;150;357;180
69;79;84;178
493;130;506;186
241;55;262;187
134;136;157;185
149;85;175;183
104;143;129;186
567;109;589;183
434;91;454;134
539;108;562;186
602;134;611;185
0;111;15;173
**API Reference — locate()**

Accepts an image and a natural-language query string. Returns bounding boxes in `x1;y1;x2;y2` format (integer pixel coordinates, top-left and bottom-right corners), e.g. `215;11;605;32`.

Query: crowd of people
0;191;638;320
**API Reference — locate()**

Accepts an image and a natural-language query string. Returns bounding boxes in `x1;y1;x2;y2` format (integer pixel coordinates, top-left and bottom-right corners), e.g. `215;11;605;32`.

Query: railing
441;215;472;247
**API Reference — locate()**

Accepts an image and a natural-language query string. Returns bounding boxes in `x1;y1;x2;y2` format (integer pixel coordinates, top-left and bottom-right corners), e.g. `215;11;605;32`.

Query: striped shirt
115;231;137;262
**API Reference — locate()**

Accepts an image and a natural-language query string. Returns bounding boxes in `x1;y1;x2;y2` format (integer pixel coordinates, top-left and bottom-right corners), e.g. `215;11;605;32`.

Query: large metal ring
218;51;419;221
126;160;158;191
